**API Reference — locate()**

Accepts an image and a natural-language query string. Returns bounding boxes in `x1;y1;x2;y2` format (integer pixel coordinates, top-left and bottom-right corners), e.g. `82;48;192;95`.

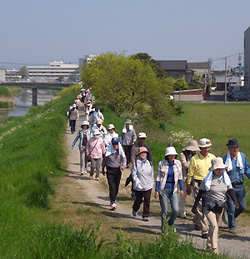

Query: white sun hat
165;146;178;156
199;138;212;148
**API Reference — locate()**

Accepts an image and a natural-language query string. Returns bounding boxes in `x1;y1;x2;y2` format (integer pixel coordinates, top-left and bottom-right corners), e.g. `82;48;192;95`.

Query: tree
81;52;182;126
19;66;27;78
173;78;188;91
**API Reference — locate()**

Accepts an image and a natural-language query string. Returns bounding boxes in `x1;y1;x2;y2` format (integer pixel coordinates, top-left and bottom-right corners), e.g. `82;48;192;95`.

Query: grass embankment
0;86;22;108
0;87;221;258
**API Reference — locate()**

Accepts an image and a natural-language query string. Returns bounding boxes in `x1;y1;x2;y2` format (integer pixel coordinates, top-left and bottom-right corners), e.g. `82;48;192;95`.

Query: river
0;89;56;124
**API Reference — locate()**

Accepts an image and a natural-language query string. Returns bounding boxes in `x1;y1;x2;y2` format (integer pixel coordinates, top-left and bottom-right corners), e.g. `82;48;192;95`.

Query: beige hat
97;118;102;124
139;147;148;154
125;119;132;124
183;140;200;152
138;132;147;139
199;138;212;148
165;146;178;156
210;157;227;171
108;124;115;130
93;129;101;136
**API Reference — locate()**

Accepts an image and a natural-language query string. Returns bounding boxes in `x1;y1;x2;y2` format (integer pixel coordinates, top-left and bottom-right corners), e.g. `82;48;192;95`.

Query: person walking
120;119;137;168
69;104;79;134
125;132;153;197
223;138;250;232
92;118;107;140
71;121;92;175
155;147;184;231
89;107;104;128
102;137;127;210
178;140;200;219
86;129;106;180
131;147;154;221
187;138;216;238
104;124;119;148
192;157;239;254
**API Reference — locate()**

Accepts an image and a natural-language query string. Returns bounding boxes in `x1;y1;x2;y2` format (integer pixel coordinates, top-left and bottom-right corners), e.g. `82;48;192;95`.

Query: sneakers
178;212;187;219
84;170;88;174
111;202;117;211
95;177;99;181
80;172;84;176
132;210;137;216
142;217;149;221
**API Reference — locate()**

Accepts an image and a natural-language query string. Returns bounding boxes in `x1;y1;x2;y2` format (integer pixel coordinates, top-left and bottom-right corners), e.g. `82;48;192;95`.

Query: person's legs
114;168;121;198
235;185;246;218
159;189;169;231
205;208;219;250
95;158;101;178
142;189;152;218
127;145;133;165
179;181;187;217
124;146;130;166
106;168;116;202
168;190;179;226
133;191;143;213
79;147;84;173
90;158;96;177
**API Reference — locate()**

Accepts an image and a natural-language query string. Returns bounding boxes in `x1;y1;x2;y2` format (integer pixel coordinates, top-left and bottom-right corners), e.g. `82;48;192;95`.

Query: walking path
65;106;250;258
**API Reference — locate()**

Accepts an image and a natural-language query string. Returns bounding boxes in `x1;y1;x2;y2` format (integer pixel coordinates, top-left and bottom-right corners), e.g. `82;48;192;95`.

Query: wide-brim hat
183;140;200;152
97;118;102;124
81;121;89;128
210;157;227;171
125;119;132;124
93;129;101;136
108;124;115;130
72;104;76;108
226;138;240;147
165;146;178;156
199;138;212;148
139;147;148;154
138;132;147;139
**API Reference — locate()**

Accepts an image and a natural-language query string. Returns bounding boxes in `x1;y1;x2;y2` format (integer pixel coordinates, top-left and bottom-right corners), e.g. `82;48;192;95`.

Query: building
244;26;250;90
79;55;98;71
0;69;5;82
5;69;22;81
27;61;79;82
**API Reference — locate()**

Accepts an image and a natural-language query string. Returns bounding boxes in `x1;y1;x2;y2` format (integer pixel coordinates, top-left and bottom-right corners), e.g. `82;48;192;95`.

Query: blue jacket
72;129;92;150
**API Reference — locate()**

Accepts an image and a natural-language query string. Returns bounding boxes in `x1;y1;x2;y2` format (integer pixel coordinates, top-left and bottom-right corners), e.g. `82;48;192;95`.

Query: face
167;155;176;163
82;125;88;130
139;152;147;160
109;128;114;134
126;123;130;129
200;147;210;157
138;138;146;146
213;168;224;178
97;124;101;128
112;142;119;150
228;146;239;158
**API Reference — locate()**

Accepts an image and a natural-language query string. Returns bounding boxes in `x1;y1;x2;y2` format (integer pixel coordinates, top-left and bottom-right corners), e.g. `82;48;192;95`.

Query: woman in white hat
104;124;119;148
192;157;239;255
71;121;92;175
179;140;200;219
155;147;184;231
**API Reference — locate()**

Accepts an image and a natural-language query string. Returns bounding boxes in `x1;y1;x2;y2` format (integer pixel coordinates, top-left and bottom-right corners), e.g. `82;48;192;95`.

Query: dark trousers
133;189;152;218
70;119;76;133
124;145;133;165
106;167;121;202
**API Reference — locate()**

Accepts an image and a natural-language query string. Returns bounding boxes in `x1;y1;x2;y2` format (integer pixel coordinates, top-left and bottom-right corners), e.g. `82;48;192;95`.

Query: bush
0;86;11;97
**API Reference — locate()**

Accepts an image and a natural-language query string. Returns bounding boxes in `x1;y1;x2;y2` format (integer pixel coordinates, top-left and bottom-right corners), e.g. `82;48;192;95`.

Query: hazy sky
1;0;250;69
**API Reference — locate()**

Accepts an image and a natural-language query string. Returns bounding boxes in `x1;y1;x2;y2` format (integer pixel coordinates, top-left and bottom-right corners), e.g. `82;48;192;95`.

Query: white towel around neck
204;170;231;191
224;151;244;172
105;143;126;158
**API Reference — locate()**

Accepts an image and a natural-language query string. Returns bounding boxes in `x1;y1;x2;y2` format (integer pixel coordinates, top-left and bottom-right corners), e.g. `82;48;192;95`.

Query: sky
1;0;250;69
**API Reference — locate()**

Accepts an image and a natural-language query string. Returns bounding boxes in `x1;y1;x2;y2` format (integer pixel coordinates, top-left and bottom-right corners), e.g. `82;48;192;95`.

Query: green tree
19;66;27;78
81;52;182;126
173;78;188;91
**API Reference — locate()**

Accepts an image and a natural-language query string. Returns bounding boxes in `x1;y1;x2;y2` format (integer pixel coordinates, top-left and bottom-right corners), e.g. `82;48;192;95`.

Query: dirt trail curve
65;106;250;258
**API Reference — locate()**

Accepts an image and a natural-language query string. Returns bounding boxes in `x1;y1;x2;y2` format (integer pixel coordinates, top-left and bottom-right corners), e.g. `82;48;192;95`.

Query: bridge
0;81;73;89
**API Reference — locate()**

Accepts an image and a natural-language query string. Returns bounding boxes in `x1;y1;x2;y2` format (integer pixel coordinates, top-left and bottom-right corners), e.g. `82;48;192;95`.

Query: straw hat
165;147;178;156
138;132;147;139
108;124;115;130
210;157;227;171
139;147;148;154
198;138;212;148
183;140;200;152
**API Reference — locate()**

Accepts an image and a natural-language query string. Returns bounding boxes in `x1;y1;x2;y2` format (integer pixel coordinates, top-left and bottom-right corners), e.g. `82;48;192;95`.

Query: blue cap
111;137;119;143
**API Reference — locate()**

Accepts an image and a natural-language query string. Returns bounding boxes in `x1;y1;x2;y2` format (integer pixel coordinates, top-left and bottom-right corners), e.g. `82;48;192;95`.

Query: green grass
0;101;11;108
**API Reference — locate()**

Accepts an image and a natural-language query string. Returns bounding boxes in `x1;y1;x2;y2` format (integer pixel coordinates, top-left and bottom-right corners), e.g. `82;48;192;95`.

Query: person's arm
187;157;195;195
180;152;190;171
243;154;250;179
102;155;107;175
227;188;239;209
154;162;161;199
191;190;205;214
71;132;80;149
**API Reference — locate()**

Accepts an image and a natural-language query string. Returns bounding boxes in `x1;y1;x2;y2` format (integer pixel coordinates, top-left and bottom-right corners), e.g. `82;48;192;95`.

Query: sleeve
227;188;238;205
131;145;136;164
155;161;162;182
132;130;137;143
187;157;195;184
71;132;80;148
131;163;139;190
101;140;106;154
243;153;250;179
180;152;190;171
178;180;184;191
102;155;107;170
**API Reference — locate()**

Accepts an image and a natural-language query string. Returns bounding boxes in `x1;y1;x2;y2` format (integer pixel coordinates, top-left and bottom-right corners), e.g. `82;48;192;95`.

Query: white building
27;61;79;82
0;69;5;82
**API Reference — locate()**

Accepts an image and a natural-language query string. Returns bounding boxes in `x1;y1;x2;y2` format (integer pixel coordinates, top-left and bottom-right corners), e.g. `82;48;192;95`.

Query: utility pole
204;66;207;100
238;53;242;85
225;57;227;103
208;58;212;89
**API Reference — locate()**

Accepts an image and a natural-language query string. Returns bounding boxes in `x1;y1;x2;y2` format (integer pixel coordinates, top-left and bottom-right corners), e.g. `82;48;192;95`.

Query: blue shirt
223;152;250;184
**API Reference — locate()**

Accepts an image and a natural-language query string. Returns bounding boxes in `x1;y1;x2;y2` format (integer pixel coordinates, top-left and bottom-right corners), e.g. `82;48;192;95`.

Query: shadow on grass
112;226;158;235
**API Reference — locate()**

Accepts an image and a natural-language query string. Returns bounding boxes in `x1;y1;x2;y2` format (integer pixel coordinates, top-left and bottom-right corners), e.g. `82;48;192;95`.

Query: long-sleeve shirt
102;149;127;169
72;129;92;150
223;152;250;184
131;158;154;191
120;128;137;146
69;108;79;120
87;137;105;159
131;143;153;164
187;152;216;184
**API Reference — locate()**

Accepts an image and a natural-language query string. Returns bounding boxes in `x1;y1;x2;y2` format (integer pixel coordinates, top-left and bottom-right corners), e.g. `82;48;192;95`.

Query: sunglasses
112;143;119;146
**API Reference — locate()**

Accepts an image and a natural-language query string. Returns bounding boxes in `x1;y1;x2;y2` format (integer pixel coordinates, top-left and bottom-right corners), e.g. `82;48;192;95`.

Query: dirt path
64;106;250;258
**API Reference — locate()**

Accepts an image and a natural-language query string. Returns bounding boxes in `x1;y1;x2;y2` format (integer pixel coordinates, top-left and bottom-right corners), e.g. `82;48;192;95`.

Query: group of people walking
69;90;250;255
